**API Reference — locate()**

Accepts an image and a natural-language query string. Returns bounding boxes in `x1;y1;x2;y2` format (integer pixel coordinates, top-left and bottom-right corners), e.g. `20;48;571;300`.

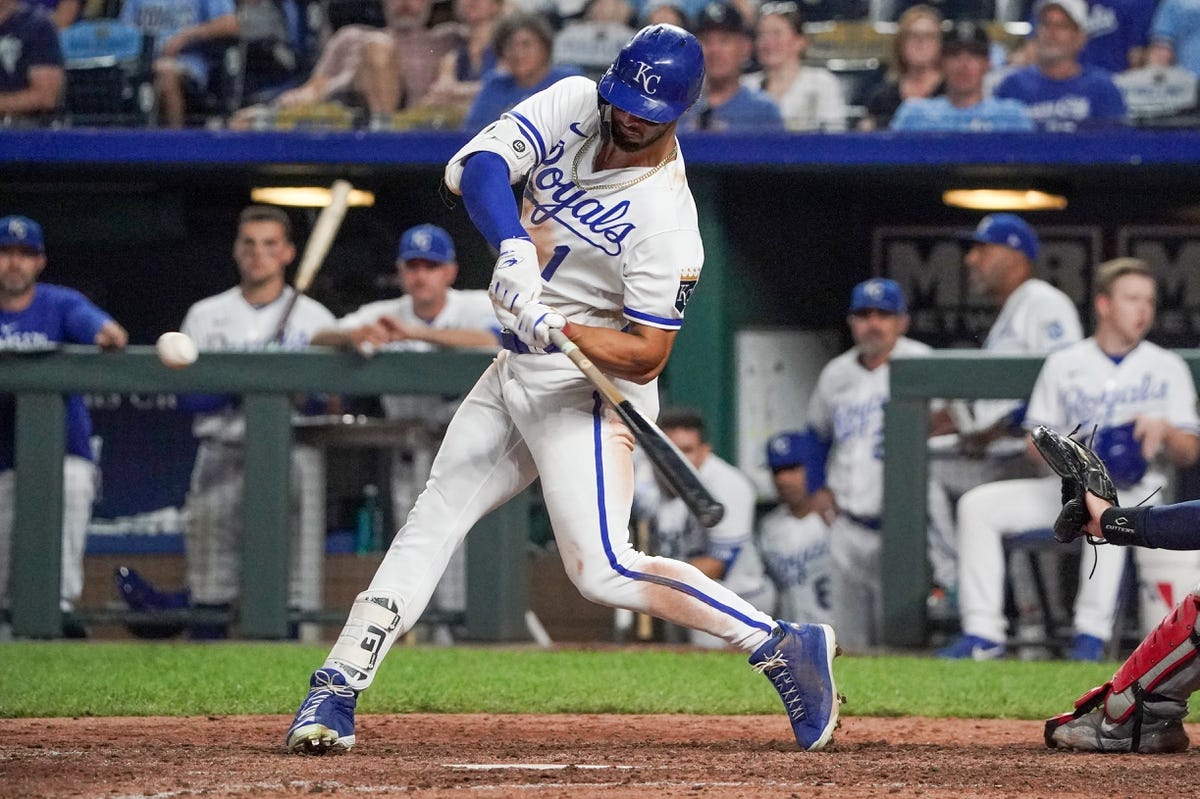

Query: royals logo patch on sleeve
675;278;697;313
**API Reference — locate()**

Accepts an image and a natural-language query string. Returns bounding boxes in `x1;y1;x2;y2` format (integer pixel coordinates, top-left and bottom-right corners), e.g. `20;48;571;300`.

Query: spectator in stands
120;0;240;128
27;0;78;30
0;0;64;122
640;0;689;28
462;11;581;131
419;0;504;121
859;3;943;130
271;0;461;126
0;215;129;639
553;0;636;81
1148;0;1200;77
891;23;1035;131
680;2;785;131
741;1;847;131
994;0;1127;130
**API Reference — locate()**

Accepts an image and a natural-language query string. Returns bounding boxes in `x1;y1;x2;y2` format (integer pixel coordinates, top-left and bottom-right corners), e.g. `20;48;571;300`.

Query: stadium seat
59;20;155;127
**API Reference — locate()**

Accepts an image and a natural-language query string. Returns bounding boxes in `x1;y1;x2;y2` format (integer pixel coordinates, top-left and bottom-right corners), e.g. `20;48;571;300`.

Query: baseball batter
0;215;128;638
804;278;943;651
287;24;840;756
941;258;1200;661
637;408;776;646
179;205;335;636
758;431;835;627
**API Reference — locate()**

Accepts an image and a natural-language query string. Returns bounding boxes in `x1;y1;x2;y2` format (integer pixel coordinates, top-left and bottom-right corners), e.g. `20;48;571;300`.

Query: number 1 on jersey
542;245;570;281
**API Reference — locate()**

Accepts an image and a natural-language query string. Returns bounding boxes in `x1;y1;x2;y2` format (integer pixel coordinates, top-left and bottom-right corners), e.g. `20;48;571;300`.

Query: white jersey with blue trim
445;75;704;338
1024;337;1200;491
182;286;335;441
974;278;1083;430
808;336;932;519
758;504;834;626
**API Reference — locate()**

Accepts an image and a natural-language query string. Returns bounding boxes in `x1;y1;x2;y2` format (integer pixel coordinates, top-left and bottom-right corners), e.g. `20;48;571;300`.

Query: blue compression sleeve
802;427;831;494
1142;500;1200;550
460;152;527;249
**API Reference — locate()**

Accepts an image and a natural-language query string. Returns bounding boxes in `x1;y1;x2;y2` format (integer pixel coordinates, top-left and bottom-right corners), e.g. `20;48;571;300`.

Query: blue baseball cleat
286;668;358;754
749;622;842;751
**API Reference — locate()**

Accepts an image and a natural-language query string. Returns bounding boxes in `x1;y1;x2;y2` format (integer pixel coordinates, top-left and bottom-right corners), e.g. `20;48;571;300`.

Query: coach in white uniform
758;431;835;628
179;205;336;638
312;224;501;639
637;408;775;647
928;213;1084;600
805;278;944;652
939;258;1200;661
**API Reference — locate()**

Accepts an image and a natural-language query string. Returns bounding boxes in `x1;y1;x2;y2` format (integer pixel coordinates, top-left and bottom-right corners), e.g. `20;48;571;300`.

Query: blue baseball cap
766;431;815;471
849;278;907;315
0;215;44;252
398;224;455;264
967;213;1039;261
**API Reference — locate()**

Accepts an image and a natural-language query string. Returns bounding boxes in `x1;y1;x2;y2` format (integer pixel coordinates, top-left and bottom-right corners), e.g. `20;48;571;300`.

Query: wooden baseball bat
548;328;725;528
271;179;353;344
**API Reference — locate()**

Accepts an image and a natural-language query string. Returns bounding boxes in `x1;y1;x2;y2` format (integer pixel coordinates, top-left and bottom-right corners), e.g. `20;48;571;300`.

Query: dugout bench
0;347;531;640
882;349;1200;647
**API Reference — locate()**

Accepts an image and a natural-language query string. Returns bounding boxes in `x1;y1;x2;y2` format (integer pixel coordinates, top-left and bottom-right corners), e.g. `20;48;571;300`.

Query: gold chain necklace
570;133;678;193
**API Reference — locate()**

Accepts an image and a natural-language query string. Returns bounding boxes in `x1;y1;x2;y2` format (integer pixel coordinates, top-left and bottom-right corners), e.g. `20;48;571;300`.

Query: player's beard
0;268;36;298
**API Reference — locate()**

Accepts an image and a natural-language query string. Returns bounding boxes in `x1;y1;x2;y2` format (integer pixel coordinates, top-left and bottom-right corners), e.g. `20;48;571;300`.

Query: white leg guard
325;590;406;692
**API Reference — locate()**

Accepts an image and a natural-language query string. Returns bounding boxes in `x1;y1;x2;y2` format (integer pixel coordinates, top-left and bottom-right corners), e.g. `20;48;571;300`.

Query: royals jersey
808;336;932;519
1024;337;1200;491
336;288;501;421
974;277;1083;431
444;75;704;409
757;504;834;625
181;286;335;441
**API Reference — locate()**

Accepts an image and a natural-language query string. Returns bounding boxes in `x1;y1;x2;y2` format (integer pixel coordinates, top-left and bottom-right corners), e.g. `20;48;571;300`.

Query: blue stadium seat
59;20;155;127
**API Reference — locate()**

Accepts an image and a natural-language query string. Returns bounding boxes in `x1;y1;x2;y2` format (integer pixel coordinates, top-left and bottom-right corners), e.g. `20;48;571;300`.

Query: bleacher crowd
1;0;1196;130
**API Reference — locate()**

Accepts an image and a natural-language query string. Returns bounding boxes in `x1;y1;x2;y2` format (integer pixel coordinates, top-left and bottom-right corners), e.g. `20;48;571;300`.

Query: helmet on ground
597;24;704;123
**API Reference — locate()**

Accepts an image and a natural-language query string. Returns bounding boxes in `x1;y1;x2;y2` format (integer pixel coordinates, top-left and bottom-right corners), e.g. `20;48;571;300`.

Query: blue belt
843;512;882;531
500;330;559;354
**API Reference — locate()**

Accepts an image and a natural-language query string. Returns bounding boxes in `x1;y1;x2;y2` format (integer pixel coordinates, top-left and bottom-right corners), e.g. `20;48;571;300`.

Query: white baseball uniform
326;76;781;689
956;337;1200;644
928;277;1085;597
180;286;335;607
336;288;501;621
808;336;941;650
758;505;834;627
642;451;776;646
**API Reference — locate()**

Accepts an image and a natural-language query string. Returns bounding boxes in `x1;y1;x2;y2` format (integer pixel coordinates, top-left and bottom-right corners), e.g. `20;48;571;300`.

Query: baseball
156;331;198;369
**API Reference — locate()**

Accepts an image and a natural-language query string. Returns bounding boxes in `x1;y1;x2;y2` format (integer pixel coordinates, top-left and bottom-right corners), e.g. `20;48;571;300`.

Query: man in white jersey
928;213;1084;609
938;258;1200;661
286;23;841;755
757;431;834;628
635;407;775;647
312;223;501;642
128;206;337;639
804;278;945;651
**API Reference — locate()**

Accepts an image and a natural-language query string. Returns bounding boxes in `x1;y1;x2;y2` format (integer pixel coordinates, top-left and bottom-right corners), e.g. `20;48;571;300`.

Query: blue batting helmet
597;24;704;123
1095;422;1149;490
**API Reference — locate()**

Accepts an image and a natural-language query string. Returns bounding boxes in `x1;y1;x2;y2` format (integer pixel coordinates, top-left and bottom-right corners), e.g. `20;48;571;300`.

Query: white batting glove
513;302;566;354
490;237;542;318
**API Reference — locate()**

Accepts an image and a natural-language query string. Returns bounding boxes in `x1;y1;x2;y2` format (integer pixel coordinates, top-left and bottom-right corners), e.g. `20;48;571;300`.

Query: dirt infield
1;714;1196;798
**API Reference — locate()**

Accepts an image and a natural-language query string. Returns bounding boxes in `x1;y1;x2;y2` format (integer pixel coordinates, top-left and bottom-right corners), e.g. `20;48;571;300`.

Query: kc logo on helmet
632;62;661;94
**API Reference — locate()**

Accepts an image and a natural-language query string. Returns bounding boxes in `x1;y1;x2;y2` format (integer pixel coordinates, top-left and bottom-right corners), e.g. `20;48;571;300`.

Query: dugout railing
882;349;1200;647
0;347;537;640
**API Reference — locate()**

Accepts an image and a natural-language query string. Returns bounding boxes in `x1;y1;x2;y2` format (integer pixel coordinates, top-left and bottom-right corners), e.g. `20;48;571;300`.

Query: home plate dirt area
1;714;1197;798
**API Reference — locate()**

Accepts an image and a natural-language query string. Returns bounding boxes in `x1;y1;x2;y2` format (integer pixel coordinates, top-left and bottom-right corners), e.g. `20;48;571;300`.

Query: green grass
0;642;1136;720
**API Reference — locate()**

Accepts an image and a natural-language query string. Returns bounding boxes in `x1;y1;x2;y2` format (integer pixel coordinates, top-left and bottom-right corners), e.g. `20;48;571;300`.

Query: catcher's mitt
1031;425;1119;543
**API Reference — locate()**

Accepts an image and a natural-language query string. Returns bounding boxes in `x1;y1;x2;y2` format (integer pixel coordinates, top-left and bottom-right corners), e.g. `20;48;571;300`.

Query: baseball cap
398;224;455;264
0;215;44;252
849;278;907;315
966;213;1040;261
695;1;746;35
1034;0;1088;32
766;431;816;471
942;22;990;57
